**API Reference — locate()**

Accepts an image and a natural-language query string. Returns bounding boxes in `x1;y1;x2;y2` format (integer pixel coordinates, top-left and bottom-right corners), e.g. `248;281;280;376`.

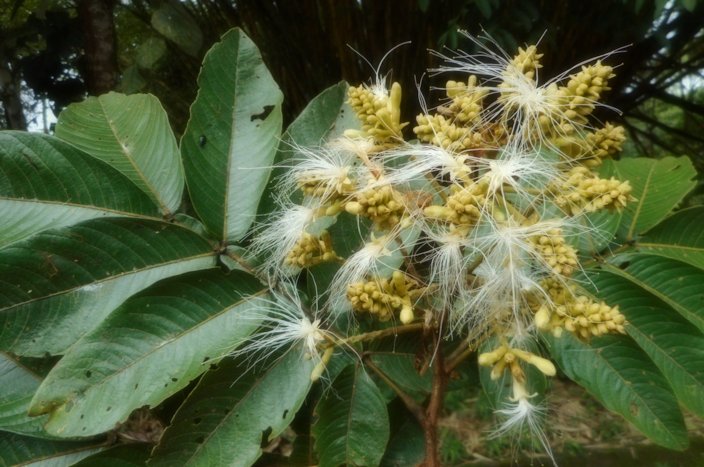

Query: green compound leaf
368;352;431;403
0;218;216;357
55;92;183;216
150;351;314;467
0;352;49;437
182;28;283;243
546;333;688;450
380;411;424;467
604;255;704;333
610;156;697;241
636;206;704;269
258;81;352;217
314;363;390;467
136;37;167;70
589;265;704;418
284;81;351;148
28;270;268;438
0;431;105;466
151;2;203;58
0;132;161;248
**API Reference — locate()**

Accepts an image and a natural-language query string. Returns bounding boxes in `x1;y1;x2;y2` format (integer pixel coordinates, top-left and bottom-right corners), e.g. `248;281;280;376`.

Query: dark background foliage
1;0;703;173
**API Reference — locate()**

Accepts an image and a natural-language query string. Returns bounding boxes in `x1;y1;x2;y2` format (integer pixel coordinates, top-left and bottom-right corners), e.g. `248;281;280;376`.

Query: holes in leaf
202;356;210;363
106;406;112;412
195;436;205;444
134;383;139;390
209;363;219;371
85;370;92;378
193;417;202;425
80;414;84;420
260;427;273;447
250;105;274;122
282;410;289;419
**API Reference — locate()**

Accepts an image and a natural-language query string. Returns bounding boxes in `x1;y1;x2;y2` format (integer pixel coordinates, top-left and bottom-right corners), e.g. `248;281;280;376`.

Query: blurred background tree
1;0;702;171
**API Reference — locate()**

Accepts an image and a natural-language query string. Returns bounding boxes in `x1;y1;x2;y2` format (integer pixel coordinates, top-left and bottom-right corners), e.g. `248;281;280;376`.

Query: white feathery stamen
375;143;472;186
276;142;358;203
432;31;625;157
419;226;471;310
230;283;332;369
490;379;556;466
327;231;399;313
250;202;319;277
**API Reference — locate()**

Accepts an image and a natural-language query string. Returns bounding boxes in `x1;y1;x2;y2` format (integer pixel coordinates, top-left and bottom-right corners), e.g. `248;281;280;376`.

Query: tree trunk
0;50;27;130
77;0;119;95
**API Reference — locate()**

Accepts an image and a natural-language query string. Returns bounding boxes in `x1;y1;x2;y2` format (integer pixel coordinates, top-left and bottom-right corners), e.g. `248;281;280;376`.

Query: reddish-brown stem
421;332;447;467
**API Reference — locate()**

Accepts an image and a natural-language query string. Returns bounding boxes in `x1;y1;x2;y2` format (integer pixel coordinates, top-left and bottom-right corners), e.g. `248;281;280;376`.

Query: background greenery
2;0;703;168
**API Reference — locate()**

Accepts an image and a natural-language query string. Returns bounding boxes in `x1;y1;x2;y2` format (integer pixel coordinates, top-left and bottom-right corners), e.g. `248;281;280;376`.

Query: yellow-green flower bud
310;346;335;382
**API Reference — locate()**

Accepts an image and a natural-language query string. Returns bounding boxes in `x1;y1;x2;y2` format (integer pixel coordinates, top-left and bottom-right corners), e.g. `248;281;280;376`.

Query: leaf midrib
222;36;242;244
182;348;288;466
1;252;214;311
637;242;704;252
625;323;703;401
97;97;169;214
345;365;360;464
49;288;267;412
0;197;160;219
626;161;655;240
600;263;704;330
594;266;704;402
584;343;684;446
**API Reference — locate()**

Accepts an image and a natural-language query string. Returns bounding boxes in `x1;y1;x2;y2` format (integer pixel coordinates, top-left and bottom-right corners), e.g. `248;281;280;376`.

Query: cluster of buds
478;342;557;386
555;166;633;215
254;34;633;339
284;231;339;268
344;184;406;229
347;81;407;143
426;180;488;227
533;278;626;340
250;34;634;452
347;270;422;323
528;229;579;276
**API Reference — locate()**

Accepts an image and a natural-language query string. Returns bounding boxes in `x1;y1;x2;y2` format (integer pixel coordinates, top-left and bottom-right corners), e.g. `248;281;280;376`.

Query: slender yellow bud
399;303;414;324
345;201;363;215
526;354;557;376
535;305;551;329
325;202;344;216
478;345;508;366
490;358;507;380
311;346;335;382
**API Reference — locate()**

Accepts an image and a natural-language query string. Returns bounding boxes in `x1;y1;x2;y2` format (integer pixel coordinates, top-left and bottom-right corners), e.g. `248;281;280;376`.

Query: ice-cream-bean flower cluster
249;35;633;457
